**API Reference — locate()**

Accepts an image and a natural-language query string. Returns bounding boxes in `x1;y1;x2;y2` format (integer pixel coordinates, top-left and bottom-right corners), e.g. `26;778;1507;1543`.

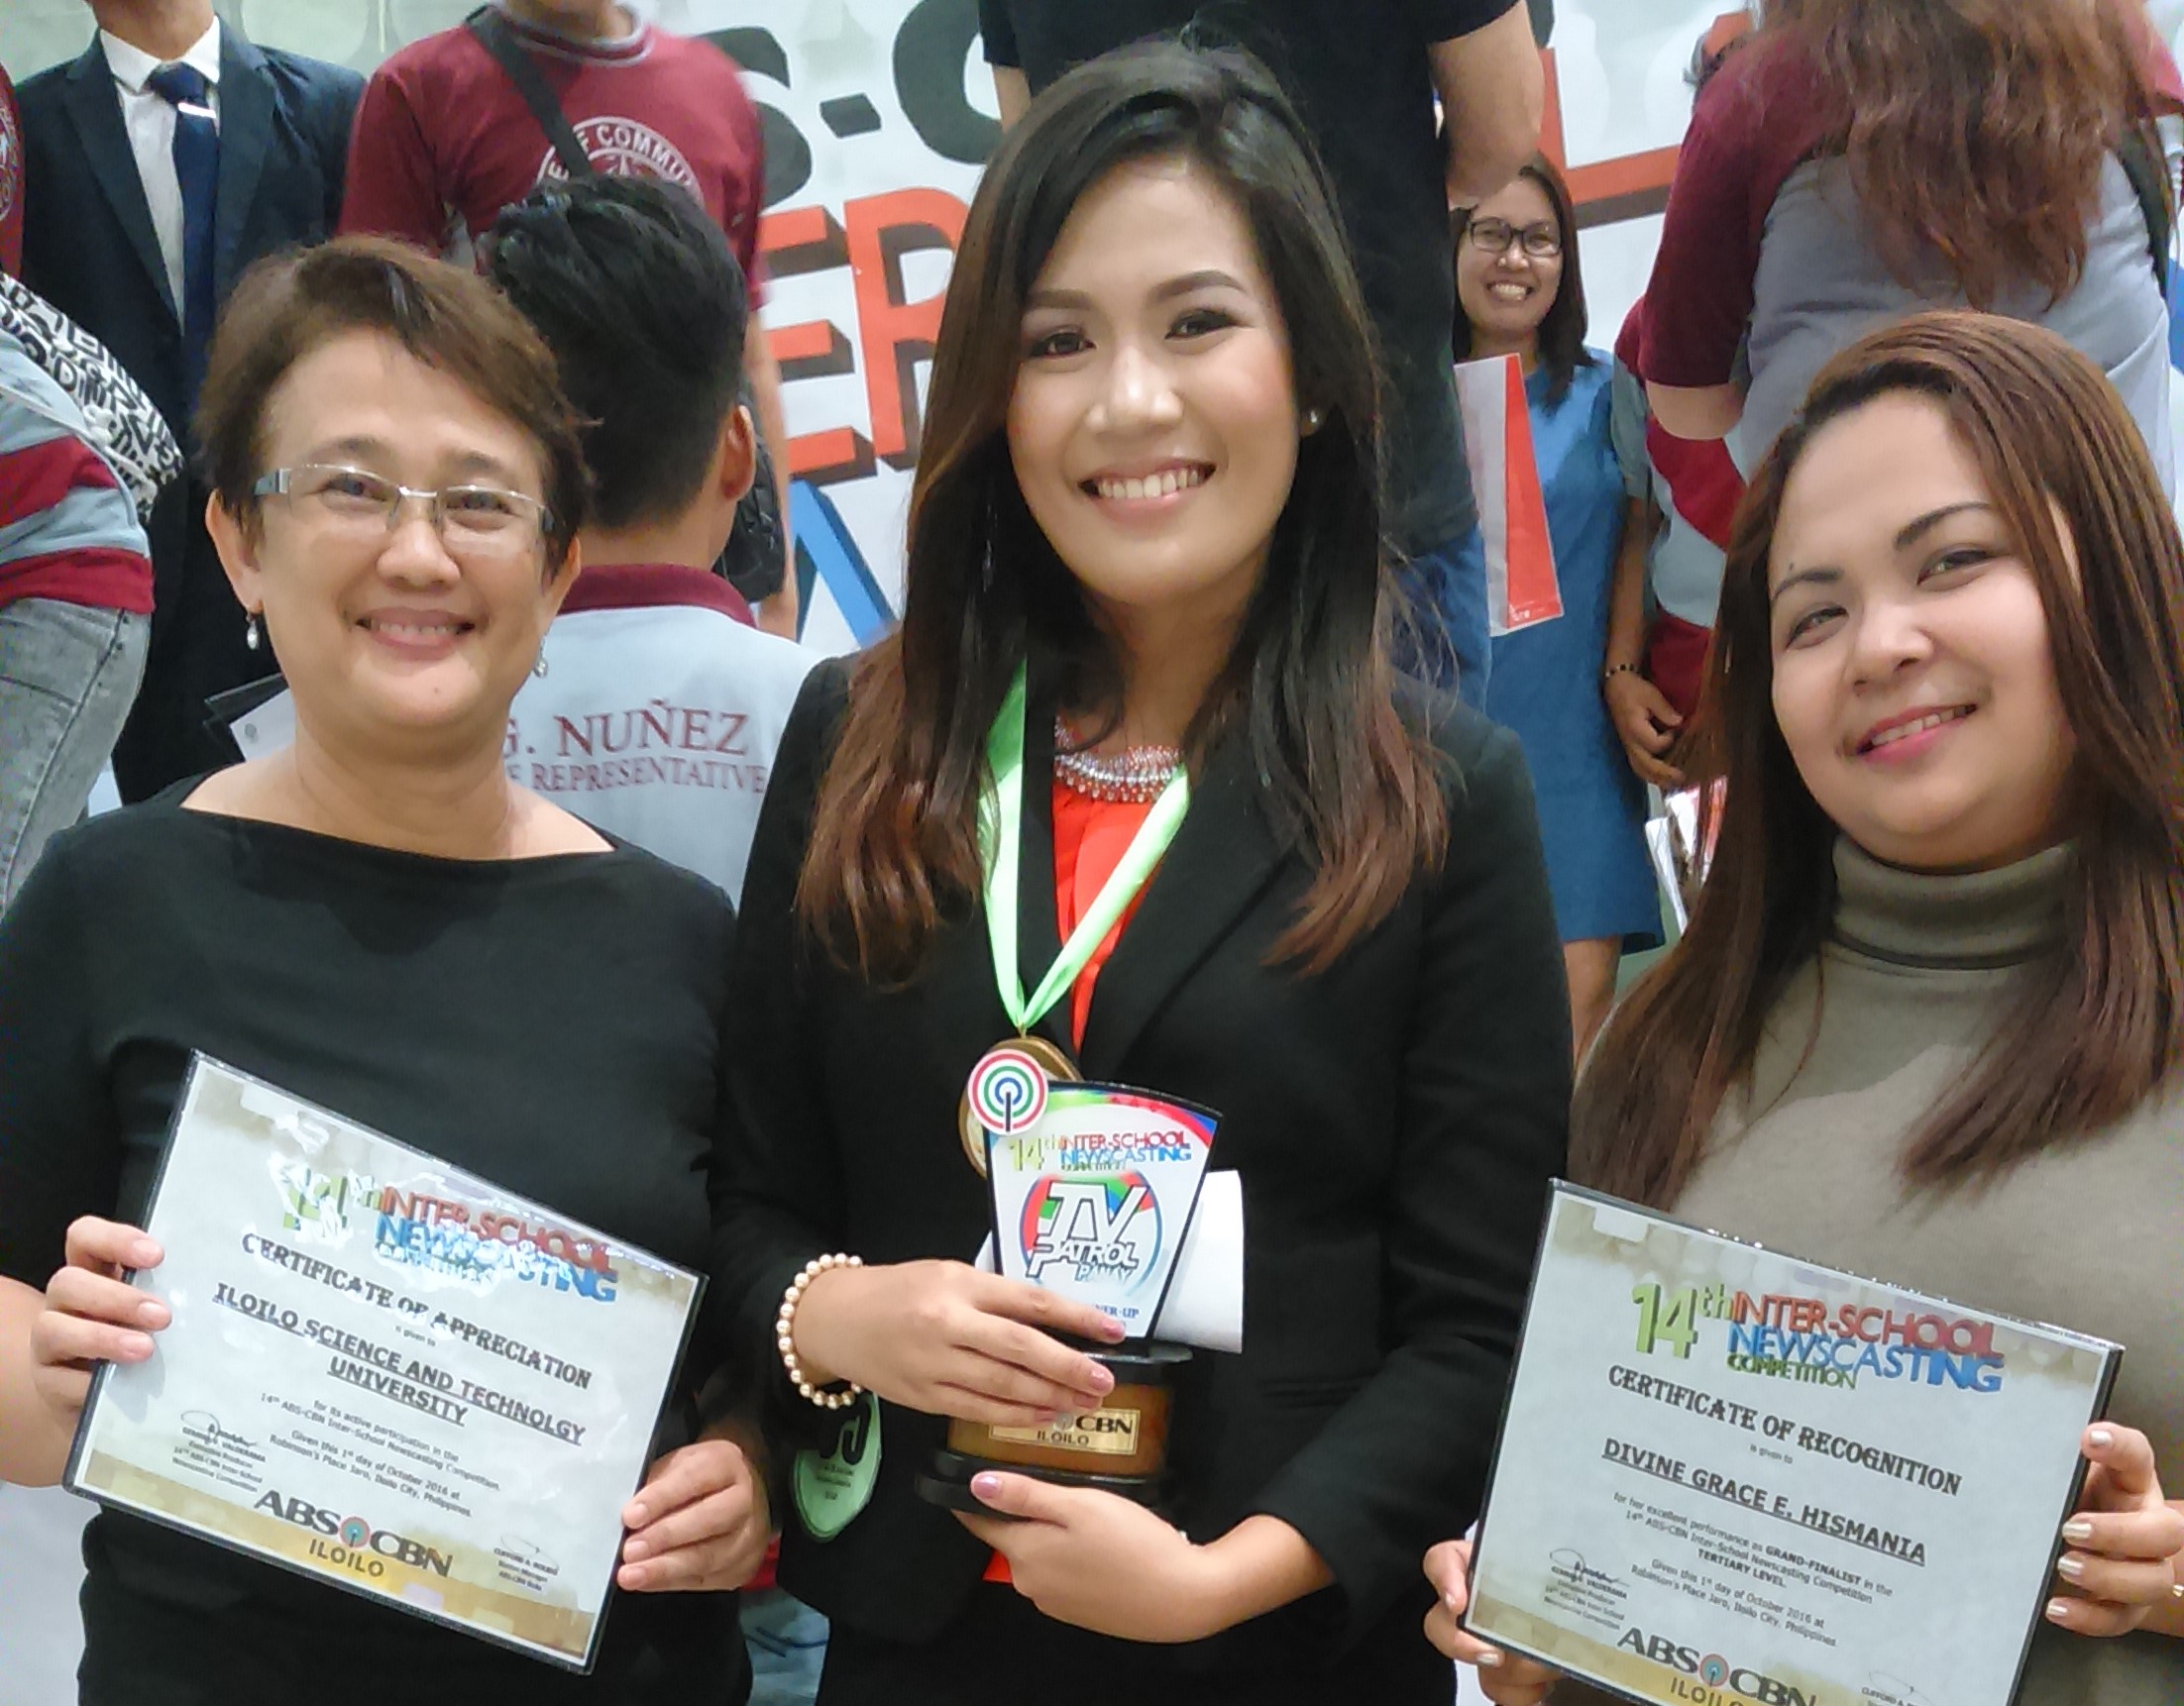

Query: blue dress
1483;357;1662;949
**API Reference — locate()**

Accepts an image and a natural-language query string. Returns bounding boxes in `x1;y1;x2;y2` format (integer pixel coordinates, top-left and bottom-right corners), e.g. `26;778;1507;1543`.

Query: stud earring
532;649;549;679
245;611;262;652
1303;407;1325;432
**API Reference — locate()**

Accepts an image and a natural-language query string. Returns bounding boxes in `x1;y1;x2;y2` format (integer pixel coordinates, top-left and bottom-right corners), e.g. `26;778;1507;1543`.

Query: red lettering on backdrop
844;187;966;469
760;205;872;483
758;188;968;483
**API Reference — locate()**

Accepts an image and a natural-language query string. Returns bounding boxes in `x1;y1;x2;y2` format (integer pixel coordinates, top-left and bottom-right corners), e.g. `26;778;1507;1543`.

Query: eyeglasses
1466;218;1563;260
251;465;555;556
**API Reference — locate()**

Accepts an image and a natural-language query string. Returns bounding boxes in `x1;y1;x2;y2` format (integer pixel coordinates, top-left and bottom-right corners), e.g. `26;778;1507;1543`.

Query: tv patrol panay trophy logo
916;1042;1216;1511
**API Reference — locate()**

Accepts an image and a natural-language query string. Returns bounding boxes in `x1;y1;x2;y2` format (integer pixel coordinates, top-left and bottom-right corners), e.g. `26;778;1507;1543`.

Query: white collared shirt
100;16;223;317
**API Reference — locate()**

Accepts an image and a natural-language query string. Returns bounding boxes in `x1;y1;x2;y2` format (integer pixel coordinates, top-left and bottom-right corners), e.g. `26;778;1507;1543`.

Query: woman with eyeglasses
1453;157;1661;1059
0;239;770;1705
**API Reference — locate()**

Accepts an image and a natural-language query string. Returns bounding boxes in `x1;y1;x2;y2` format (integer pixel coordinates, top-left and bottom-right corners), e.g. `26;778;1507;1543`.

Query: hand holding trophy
916;1042;1214;1513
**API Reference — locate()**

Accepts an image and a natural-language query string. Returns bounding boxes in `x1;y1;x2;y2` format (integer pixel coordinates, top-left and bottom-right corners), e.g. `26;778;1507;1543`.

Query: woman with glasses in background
1454;157;1661;1059
0;239;770;1706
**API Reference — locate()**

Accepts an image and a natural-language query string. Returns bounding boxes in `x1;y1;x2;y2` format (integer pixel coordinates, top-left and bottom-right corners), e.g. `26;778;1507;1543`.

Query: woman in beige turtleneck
1429;311;2184;1706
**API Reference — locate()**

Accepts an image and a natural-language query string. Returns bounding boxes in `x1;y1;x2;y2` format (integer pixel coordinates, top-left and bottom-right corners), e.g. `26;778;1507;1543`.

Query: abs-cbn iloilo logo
1618;1628;1818;1706
255;1490;453;1579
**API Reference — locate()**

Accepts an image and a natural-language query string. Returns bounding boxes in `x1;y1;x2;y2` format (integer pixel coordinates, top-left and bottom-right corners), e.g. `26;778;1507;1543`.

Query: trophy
917;1048;1216;1513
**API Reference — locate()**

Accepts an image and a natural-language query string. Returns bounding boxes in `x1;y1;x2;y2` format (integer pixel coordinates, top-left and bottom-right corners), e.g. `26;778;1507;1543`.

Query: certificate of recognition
65;1055;705;1671
1467;1184;2120;1706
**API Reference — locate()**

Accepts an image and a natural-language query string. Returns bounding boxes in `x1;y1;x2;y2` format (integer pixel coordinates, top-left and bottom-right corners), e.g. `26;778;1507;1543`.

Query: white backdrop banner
9;0;2179;641
3;0;1758;650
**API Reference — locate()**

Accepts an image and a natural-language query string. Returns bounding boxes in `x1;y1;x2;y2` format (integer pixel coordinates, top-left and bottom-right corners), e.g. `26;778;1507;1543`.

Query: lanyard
980;665;1190;1034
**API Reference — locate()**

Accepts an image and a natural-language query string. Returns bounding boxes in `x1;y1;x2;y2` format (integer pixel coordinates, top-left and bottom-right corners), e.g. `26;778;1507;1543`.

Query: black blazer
717;661;1572;1684
17;31;360;440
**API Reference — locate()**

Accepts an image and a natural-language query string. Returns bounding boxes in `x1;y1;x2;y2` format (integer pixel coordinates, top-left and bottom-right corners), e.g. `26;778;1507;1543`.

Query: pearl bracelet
777;1253;865;1410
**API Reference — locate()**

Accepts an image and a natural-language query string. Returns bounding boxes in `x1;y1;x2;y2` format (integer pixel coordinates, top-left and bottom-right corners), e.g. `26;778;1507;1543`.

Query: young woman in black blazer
714;43;1571;1706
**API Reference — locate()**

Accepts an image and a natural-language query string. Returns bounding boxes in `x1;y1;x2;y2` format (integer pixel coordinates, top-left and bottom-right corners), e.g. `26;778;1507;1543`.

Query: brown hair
1754;0;2159;308
797;42;1446;982
1452;153;1595;404
195;237;588;565
1580;311;2184;1206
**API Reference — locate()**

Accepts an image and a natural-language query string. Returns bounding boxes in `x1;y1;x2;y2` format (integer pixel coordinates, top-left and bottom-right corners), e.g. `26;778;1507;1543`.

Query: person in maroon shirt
341;0;797;636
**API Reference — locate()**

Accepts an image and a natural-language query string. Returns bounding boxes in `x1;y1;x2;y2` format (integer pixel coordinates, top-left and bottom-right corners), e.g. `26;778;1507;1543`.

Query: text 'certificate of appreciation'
65;1055;705;1671
1467;1184;2119;1706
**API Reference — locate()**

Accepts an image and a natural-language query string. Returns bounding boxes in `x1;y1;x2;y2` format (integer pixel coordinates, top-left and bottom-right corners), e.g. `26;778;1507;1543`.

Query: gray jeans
1;598;149;909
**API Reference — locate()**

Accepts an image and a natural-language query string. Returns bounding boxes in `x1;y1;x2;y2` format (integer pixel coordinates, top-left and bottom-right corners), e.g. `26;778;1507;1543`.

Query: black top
981;0;1522;553
0;797;749;1706
715;663;1570;1696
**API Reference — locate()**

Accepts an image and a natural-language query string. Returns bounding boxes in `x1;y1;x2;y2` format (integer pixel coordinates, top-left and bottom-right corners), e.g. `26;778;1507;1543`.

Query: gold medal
957;1035;1080;1175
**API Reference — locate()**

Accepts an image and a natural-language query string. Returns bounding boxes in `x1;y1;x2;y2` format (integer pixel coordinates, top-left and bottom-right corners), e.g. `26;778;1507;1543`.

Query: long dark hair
1751;0;2158;308
797;42;1446;981
1452;154;1593;403
1580;312;2184;1206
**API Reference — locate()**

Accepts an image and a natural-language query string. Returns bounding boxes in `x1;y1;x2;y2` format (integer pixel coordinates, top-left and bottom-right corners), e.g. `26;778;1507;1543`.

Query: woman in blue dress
1454;155;1663;1056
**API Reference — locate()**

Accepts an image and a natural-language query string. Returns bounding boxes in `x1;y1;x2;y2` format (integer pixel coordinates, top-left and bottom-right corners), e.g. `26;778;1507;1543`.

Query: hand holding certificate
60;1055;708;1671
1460;1185;2135;1706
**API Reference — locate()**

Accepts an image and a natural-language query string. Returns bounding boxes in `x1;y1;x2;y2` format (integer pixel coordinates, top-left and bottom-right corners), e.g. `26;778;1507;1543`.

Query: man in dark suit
18;0;360;798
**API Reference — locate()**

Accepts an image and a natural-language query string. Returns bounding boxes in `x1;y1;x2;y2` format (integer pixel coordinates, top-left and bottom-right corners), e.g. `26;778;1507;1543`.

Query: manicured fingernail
623;1539;649;1562
122;1333;154;1360
2061;1519;2094;1543
625;1504;648;1528
2089;1427;2115;1449
131;1239;160;1266
1476;1649;1503;1667
2045;1599;2072;1624
620;1564;648;1588
1089;1366;1115;1392
1098;1314;1127;1340
971;1472;1003;1500
2055;1555;2085;1581
137;1300;168;1328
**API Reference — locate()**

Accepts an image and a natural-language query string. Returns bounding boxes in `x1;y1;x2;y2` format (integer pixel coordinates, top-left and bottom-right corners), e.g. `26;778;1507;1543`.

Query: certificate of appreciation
65;1055;705;1671
1466;1185;2120;1706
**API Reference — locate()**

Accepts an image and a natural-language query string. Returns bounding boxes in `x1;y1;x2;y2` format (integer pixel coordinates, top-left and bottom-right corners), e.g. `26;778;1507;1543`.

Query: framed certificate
64;1055;706;1672
1466;1184;2121;1706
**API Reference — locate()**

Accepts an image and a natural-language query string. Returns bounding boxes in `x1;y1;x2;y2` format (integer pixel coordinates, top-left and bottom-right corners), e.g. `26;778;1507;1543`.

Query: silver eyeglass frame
249;464;557;543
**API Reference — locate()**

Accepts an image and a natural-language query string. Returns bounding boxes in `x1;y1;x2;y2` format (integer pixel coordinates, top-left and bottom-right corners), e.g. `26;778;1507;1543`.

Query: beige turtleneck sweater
1561;839;2183;1706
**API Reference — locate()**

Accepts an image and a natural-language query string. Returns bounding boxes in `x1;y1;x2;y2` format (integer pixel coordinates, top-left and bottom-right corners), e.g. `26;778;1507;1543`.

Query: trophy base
915;1342;1190;1518
914;1448;1172;1515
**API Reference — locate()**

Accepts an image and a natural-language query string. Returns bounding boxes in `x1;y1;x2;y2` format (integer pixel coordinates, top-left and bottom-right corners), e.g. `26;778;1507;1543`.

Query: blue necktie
147;61;220;406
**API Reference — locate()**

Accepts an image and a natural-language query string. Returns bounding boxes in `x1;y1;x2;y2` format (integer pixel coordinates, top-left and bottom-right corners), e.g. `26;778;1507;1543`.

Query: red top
1049;783;1156;1050
1631;37;1834;390
339;12;766;295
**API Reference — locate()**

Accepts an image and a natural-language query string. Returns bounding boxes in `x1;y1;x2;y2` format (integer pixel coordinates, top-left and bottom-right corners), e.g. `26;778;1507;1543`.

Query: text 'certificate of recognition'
1467;1184;2119;1706
65;1055;705;1671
